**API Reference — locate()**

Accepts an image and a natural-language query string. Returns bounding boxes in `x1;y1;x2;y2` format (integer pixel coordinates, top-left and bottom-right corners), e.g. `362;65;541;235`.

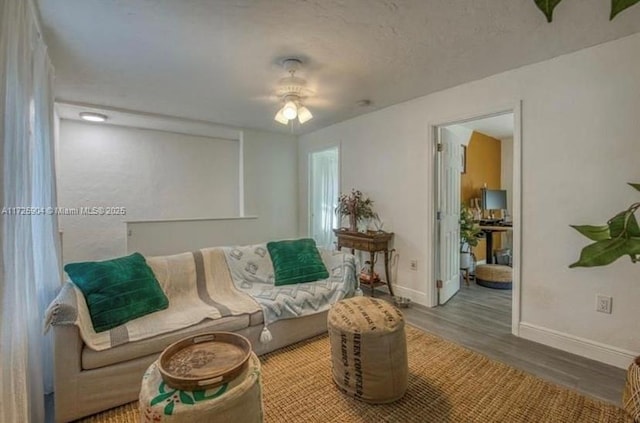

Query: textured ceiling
38;0;640;135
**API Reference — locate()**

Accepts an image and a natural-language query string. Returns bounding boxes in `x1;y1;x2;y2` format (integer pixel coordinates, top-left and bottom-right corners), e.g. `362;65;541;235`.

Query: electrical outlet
410;260;418;271
596;295;612;314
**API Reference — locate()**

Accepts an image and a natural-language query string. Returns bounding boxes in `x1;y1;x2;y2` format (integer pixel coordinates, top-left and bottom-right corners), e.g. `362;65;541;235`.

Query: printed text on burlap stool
327;296;408;404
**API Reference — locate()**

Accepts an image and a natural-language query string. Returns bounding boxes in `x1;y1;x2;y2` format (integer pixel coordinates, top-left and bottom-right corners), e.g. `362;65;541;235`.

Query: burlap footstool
327;296;408;403
475;264;512;289
139;352;263;423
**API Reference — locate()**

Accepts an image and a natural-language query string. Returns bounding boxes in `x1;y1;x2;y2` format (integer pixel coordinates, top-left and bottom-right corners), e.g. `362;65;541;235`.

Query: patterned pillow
267;238;329;286
64;253;169;332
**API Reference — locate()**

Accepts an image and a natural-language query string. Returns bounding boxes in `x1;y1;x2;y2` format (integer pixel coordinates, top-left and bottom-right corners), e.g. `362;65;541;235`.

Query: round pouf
327;296;408;404
475;264;512;289
623;356;640;422
139;352;263;423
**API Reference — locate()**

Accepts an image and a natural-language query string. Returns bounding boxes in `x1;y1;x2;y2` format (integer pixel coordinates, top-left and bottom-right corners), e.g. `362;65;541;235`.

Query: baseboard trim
519;322;637;369
391;285;430;307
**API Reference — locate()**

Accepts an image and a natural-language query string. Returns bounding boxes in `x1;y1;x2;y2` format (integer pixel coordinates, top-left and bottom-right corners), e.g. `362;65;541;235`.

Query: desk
333;229;394;297
478;224;512;264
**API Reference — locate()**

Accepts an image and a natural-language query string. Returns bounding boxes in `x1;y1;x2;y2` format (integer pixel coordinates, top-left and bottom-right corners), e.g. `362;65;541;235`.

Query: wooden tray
158;332;252;391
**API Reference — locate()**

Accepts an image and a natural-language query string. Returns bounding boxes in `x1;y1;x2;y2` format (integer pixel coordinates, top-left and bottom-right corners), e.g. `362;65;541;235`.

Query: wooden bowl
158;332;252;391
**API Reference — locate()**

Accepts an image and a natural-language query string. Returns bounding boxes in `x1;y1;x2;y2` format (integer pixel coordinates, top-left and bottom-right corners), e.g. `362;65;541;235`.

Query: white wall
125;129;300;255
59;120;240;262
127;217;262;256
59;122;299;263
299;33;640;365
242;129;299;242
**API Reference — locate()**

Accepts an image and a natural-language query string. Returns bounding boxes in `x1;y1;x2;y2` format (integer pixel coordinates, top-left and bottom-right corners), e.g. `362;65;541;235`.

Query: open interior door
437;127;462;304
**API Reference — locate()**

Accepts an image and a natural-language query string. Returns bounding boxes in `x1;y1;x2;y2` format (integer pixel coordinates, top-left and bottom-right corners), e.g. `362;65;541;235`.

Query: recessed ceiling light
79;112;108;122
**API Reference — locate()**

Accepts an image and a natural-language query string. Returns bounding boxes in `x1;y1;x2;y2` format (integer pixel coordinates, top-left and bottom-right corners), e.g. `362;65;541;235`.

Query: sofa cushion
267;238;329;286
64;253;169;332
81;311;262;370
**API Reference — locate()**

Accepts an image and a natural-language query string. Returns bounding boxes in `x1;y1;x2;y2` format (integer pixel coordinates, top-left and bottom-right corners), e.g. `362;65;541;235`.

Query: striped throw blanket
45;248;261;351
224;245;359;336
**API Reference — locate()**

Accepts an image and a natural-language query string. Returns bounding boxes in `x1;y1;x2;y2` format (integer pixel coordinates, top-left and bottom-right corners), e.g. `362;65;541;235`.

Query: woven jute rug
80;325;631;422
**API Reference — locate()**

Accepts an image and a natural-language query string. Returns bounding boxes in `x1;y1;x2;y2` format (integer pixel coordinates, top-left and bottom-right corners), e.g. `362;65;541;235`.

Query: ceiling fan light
274;109;289;125
282;101;298;120
297;106;313;124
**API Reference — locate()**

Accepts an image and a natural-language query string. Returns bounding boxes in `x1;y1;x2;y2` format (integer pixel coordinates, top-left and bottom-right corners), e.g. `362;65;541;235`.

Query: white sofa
49;243;357;422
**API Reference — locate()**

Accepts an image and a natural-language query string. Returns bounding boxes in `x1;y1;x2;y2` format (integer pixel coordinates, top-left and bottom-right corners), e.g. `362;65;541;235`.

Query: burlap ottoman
327;296;408;403
475;264;512;289
139;352;263;423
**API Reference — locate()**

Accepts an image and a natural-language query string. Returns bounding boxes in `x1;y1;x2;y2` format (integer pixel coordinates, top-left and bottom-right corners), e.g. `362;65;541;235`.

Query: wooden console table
333;229;394;297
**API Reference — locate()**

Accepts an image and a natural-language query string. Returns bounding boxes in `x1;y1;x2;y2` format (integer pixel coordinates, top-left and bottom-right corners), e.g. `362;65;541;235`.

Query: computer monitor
481;188;507;211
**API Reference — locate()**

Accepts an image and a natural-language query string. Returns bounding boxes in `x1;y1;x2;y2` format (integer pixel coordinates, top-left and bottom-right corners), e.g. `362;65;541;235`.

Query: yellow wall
460;131;501;261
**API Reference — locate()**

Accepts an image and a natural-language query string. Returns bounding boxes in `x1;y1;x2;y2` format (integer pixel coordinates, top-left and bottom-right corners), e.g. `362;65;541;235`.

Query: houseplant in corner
569;182;640;422
336;189;377;232
460;204;482;269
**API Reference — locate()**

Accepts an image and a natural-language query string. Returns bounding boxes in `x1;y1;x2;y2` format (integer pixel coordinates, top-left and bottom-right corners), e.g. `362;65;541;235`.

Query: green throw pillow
64;252;169;333
267;238;329;286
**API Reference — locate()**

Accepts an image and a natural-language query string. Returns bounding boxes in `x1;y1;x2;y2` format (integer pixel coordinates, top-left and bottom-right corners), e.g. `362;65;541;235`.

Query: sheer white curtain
0;1;61;422
309;147;339;249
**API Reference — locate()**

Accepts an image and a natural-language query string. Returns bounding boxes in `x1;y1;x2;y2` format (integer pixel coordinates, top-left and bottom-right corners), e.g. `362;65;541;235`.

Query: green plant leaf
626;213;640;236
150;391;174;406
628;182;640;192
569;237;640;267
611;0;640;20
570;224;610;241
164;401;175;416
608;210;640;238
192;384;228;401
179;391;194;405
534;0;564;22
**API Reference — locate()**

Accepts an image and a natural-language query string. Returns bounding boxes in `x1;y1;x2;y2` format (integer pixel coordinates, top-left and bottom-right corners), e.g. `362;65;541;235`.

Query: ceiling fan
273;58;314;125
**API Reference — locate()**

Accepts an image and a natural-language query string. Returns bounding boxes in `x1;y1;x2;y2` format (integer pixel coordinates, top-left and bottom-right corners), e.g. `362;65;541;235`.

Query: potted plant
570;182;640;420
335;189;378;232
460;204;482;269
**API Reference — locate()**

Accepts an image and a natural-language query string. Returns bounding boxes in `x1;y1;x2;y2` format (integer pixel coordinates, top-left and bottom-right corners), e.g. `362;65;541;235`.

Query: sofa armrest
53;323;83;422
45;283;80;331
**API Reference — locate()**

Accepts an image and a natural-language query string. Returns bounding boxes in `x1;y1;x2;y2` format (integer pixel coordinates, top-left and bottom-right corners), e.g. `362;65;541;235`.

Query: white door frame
430;102;523;336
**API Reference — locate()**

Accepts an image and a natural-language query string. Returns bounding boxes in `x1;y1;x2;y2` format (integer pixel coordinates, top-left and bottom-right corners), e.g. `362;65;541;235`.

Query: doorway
308;146;340;249
434;108;521;336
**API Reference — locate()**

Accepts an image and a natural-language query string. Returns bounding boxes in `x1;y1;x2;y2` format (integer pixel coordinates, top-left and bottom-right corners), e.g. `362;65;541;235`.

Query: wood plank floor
375;282;627;406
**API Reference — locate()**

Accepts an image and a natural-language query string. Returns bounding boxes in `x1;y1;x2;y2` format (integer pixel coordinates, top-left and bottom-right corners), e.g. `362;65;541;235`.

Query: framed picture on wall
461;145;467;174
